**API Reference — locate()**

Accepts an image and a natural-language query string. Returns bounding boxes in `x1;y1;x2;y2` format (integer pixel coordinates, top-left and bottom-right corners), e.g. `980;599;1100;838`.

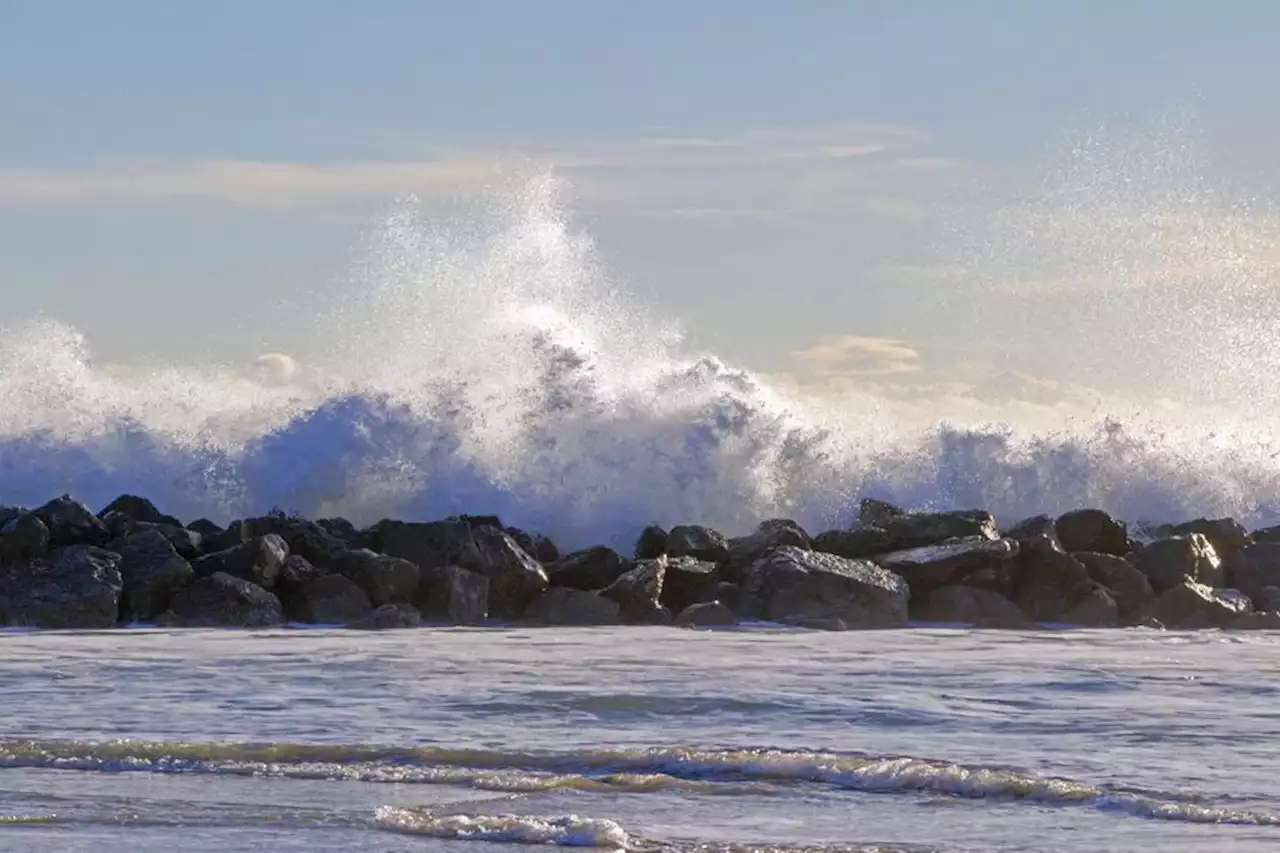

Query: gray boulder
1012;535;1096;622
34;495;111;548
874;536;1018;600
1224;542;1280;599
739;546;909;628
0;545;123;629
332;548;419;606
1149;518;1251;561
1136;534;1223;592
286;573;372;624
634;524;668;559
193;534;289;590
163;572;283;627
659;556;719;615
1058;585;1120;627
810;526;897;560
417;565;489;625
673;600;737;628
1075;552;1154;615
544;546;630;591
1133;579;1252;630
98;494;183;530
1055;508;1128;555
523;587;621;626
913;585;1029;627
720;519;810;583
347;602;421;630
0;513;51;563
113;528;195;621
666;525;729;563
601;558;670;623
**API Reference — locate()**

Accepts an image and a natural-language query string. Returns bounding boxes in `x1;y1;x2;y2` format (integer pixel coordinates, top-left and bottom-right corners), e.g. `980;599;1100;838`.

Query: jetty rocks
1;493;1279;632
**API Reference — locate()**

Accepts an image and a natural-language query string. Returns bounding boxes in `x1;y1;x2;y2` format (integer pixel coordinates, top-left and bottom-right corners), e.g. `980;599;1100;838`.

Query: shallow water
1;626;1277;852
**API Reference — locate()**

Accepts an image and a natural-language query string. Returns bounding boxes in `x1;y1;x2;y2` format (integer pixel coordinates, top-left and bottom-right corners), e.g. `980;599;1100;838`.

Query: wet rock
98;494;183;529
674;600;737;628
1013;535;1095;622
739;546;909;628
0;505;23;529
0;513;50;563
780;616;848;631
634;524;668;559
286;574;372;624
601;559;670;623
544;546;630;591
1075;552;1154;616
277;554;323;595
202;520;251;553
720;519;810;583
1058;585;1120;627
879;509;999;550
0;546;123;629
912;585;1028;626
858;497;903;527
1150;518;1251;561
1136;534;1223;593
113;529;195;621
331;548;419;606
164;572;283;628
417;565;489;626
1251;525;1280;543
1223;542;1280;599
1003;514;1057;541
666;525;729;563
1253;586;1280;612
1133;579;1252;630
347;602;421;630
34;495;111;548
1055;508;1128;556
193;534;289;591
659;556;719;615
133;523;203;559
874;536;1018;600
505;527;560;563
315;517;367;550
697;580;740;611
810;526;897;560
523;587;621;626
1229;610;1280;630
187;518;224;540
244;514;347;568
468;526;550;619
372;519;482;571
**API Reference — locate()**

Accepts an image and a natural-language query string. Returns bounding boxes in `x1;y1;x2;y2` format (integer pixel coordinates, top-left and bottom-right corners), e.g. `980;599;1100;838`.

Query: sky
4;1;1280;402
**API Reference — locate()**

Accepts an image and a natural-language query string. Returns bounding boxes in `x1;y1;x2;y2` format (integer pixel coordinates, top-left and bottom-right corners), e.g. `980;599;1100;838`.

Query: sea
5;121;1280;850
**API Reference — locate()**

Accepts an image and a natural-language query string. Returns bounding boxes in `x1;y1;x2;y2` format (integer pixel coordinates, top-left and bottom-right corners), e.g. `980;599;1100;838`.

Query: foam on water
4;126;1280;549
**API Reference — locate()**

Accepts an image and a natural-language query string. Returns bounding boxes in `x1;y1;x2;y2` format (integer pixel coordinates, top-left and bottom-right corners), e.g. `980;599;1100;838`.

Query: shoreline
1;493;1277;633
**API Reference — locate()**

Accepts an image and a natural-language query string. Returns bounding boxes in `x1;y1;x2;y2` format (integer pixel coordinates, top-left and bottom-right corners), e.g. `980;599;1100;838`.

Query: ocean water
2;626;1279;852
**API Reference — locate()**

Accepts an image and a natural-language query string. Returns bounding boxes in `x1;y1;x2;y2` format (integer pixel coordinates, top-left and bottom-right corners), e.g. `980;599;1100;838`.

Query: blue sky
3;2;1279;395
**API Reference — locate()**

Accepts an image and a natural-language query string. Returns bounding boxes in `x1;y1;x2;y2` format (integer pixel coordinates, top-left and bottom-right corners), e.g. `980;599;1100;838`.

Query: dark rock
1055;508;1128;556
347;602;421;630
673;600;737;628
372;519;481;571
1136;534;1223;593
697;581;740;611
601;559;670;623
1223;542;1280;599
634;524;668;559
0;546;122;629
165;572;283;628
243;514;346;568
286;574;372;624
1133;579;1252;630
468;526;549;619
417;565;489;625
720;519;810;583
187;518;224;539
1251;525;1280;543
331;548;419;606
315;517;366;549
1013;534;1095;622
879;509;999;550
659;556;719;615
739;546;909;628
278;554;323;595
810;526;897;560
1075;552;1154;615
452;513;504;531
203;519;250;553
1229;610;1280;630
858;497;904;527
523;587;621;626
0;513;51;563
1058;585;1120;627
113;529;195;621
97;494;182;529
780;616;848;631
505;527;560;563
135;523;203;559
192;534;289;590
544;546;630;591
913;585;1028;626
1150;518;1251;561
1253;586;1280;612
0;505;23;529
666;525;729;563
34;495;110;548
1003;514;1057;540
874;536;1018;600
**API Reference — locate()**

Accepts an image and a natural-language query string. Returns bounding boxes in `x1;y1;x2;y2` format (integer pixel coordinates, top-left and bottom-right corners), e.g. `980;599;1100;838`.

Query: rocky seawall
0;494;1277;632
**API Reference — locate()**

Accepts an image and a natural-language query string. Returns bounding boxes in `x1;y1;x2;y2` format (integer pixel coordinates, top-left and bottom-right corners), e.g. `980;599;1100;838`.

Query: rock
134;522;203;559
202;520;251;554
0;505;23;529
780;616;849;631
1133;579;1252;630
97;494;183;529
720;519;810;583
1251;525;1280;543
0;546;123;629
243;514;347;567
858;497;903;527
879;509;999;550
331;548;419;606
1150;518;1251;561
1229;610;1280;630
0;513;50;562
192;534;289;590
634;524;668;559
673;600;737;627
811;526;897;560
1055;509;1128;556
347;602;421;630
544;546;630;591
874;536;1018;600
659;556;719;615
1223;542;1280;599
1058;585;1120;627
665;525;729;563
913;585;1028;626
1013;535;1095;622
33;495;111;548
187;518;224;539
286;574;372;624
523;587;622;626
697;581;740;611
277;554;323;595
315;517;367;550
1003;514;1057;540
113;529;195;621
505;527;560;563
165;572;283;627
417;565;489;626
1253;586;1280;612
601;558;670;623
739;546;909;628
467;526;549;619
372;519;481;571
1136;534;1223;593
1075;552;1154;615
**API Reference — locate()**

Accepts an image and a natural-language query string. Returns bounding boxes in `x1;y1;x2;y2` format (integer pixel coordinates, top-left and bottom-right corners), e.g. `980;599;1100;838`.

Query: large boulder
720;520;811;583
113;528;195;621
544;546;630;591
1223;542;1280;599
659;556;719;615
243;514;348;568
417;565;489;626
912;585;1029;627
347;602;421;630
739;546;909;628
98;494;183;529
1058;585;1120;627
315;517;367;550
634;524;668;559
1136;534;1223;592
1132;579;1252;630
665;525;729;563
34;495;111;548
0;513;51;563
0;546;123;629
331;548;419;606
1149;518;1251;561
523;587;621;626
873;536;1018;600
601;559;670;623
1012;534;1096;622
879;509;999;550
673;600;737;628
505;527;560;563
286;574;373;624
163;572;283;627
811;526;898;561
697;581;740;611
193;534;290;590
1055;509;1128;555
1074;552;1154;616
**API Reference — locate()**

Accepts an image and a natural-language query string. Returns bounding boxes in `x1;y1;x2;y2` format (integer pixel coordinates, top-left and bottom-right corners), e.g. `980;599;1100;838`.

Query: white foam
373;806;632;848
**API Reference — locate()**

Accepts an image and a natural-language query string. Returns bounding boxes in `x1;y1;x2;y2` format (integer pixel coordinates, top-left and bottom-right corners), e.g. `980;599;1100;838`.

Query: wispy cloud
790;334;923;377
